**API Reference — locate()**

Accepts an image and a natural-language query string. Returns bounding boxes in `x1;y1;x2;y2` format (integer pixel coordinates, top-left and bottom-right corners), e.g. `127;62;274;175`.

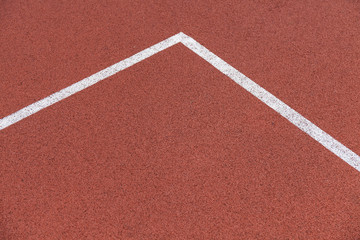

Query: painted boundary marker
1;32;359;172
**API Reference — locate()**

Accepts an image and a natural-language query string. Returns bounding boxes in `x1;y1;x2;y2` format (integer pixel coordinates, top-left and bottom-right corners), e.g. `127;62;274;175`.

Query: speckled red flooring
1;1;360;239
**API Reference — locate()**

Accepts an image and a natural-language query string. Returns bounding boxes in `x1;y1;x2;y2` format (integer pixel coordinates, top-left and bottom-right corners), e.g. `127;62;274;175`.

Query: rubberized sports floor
1;1;360;239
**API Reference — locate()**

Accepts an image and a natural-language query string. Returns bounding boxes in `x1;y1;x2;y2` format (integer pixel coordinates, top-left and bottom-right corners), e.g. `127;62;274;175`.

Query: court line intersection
1;32;359;172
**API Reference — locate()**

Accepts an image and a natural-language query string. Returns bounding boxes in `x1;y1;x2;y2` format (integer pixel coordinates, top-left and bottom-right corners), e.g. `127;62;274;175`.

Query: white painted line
0;33;183;131
179;32;360;172
1;32;359;172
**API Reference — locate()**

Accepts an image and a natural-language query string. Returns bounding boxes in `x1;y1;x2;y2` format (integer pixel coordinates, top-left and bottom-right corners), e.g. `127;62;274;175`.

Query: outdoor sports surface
1;1;360;239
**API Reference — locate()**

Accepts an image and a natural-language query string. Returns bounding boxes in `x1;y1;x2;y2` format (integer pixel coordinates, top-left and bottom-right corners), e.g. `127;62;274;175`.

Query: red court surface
1;1;360;239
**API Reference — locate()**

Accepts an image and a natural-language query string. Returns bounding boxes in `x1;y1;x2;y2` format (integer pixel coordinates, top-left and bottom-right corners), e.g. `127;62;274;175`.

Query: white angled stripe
1;32;359;172
180;33;360;172
0;33;183;131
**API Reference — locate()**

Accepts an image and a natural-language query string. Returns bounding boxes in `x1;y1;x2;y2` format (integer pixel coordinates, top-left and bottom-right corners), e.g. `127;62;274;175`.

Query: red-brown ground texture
1;1;360;239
